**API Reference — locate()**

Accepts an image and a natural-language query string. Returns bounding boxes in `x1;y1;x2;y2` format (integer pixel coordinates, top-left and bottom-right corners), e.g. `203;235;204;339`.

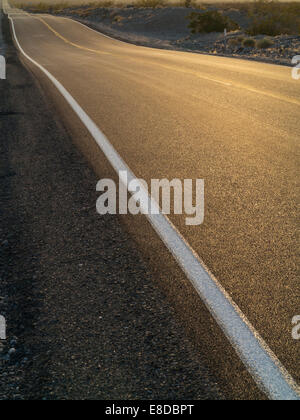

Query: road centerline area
35;14;300;106
36;15;233;88
37;16;111;57
4;2;299;400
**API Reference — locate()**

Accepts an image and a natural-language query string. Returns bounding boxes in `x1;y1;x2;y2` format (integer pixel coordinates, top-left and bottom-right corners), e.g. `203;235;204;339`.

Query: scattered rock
37;6;300;67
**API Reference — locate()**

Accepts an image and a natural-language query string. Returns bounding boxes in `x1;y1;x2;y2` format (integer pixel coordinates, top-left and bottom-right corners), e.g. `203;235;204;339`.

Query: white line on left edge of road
5;3;300;401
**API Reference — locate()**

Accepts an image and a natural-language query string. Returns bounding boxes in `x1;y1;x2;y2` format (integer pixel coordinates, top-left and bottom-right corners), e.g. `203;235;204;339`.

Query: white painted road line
5;2;300;400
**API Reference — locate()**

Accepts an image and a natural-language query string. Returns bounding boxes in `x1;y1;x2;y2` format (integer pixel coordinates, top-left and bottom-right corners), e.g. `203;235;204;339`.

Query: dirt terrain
14;2;300;66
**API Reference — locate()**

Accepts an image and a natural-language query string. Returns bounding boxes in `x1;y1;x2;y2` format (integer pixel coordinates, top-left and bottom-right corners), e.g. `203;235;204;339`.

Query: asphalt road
0;7;229;400
2;2;299;399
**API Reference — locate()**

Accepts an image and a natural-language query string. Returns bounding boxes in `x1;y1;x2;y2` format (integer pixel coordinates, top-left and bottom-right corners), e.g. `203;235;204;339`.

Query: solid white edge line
4;2;300;401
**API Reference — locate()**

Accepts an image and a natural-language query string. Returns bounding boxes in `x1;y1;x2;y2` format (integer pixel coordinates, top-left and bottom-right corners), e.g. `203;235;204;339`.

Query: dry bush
228;37;241;47
256;37;274;48
11;0;123;10
134;0;164;6
188;10;240;34
247;1;300;36
242;37;255;47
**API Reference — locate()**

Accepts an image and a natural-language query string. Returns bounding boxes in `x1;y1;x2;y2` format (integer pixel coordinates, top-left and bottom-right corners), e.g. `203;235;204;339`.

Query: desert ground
10;1;300;66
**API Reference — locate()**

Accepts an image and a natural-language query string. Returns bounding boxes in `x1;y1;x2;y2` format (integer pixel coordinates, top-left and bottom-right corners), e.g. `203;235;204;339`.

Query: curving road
3;1;300;399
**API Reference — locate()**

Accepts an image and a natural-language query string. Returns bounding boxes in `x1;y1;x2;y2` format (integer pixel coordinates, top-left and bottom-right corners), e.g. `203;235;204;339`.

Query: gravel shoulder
0;11;223;400
46;6;300;67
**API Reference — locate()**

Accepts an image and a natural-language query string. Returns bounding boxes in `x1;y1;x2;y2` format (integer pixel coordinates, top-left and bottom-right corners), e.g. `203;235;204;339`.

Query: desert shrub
135;0;165;8
242;38;256;48
228;38;240;48
247;0;300;36
247;16;294;36
256;38;274;49
113;14;124;22
13;1;72;13
94;1;113;7
248;0;300;17
212;2;252;14
188;10;239;34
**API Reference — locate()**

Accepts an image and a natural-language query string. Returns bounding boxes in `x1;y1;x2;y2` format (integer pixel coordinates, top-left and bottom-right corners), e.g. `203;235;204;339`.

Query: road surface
3;1;299;399
0;8;228;400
